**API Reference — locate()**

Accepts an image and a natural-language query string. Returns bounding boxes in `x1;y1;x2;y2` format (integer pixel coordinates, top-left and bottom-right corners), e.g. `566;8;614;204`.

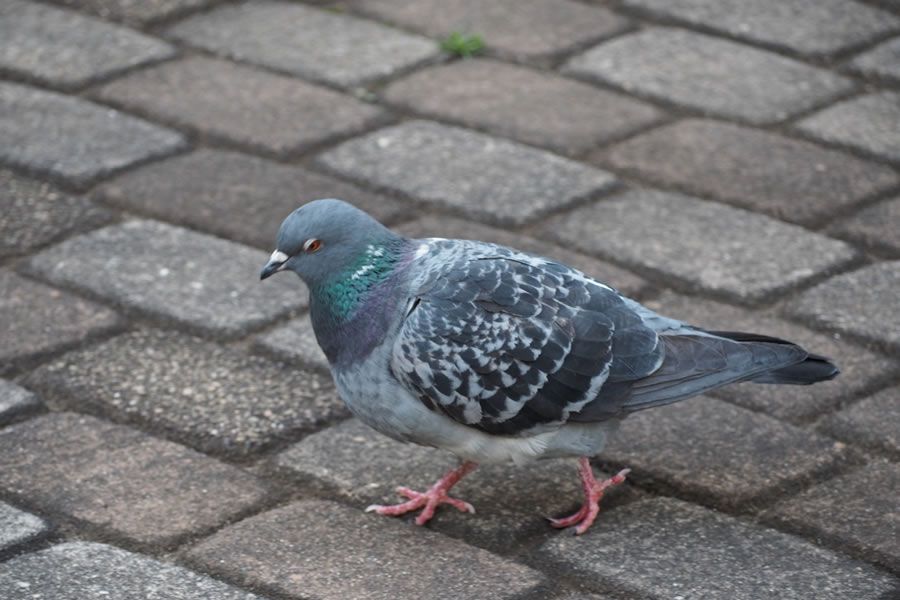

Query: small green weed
440;32;485;58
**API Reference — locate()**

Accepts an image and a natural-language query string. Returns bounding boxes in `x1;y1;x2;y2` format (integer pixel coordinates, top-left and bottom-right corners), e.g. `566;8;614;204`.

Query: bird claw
365;462;478;525
549;463;630;535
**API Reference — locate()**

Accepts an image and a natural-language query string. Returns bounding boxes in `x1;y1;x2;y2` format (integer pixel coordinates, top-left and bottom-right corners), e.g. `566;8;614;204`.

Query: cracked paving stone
168;0;438;89
24;330;346;456
0;270;122;375
599;396;846;510
796;91;900;163
184;499;545;599
94;149;407;250
540;188;858;304
0;502;47;555
383;59;662;155
850;36;900;82
0;380;41;426
641;291;897;423
831;196;900;256
621;0;899;57
599;119;899;226
22;220;305;338
0;169;112;258
536;497;899;599
822;387;900;460
352;0;630;60
0;82;185;189
0;0;174;90
0;542;262;599
0;413;268;547
47;0;218;25
274;419;638;553
316;120;617;226
564;28;854;124
787;261;900;352
765;462;900;573
256;316;328;372
94;56;384;158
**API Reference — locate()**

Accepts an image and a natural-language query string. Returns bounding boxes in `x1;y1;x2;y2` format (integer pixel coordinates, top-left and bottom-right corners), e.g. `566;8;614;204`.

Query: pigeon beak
260;250;289;280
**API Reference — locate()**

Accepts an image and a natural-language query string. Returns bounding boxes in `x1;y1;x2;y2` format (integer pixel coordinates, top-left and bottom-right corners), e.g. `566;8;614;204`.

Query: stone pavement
1;0;898;598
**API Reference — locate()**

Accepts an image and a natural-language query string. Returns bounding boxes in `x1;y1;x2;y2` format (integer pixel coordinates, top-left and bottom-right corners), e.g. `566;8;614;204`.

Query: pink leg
549;457;630;535
366;461;478;526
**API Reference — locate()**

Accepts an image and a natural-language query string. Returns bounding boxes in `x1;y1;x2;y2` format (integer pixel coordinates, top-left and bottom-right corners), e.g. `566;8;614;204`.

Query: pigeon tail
708;331;840;385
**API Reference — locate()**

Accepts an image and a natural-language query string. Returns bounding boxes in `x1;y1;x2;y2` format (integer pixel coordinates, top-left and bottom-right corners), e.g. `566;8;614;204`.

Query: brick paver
599;119;899;226
831;196;900;256
94;149;408;249
0;82;185;189
256;316;329;372
0;502;47;555
48;0;217;24
0;413;267;547
536;497;900;599
168;1;438;88
564;28;854;124
850;36;900;82
796;92;900;163
0;380;40;426
24;330;346;457
540;189;858;303
94;56;385;158
22;220;304;338
822;387;900;459
185;500;546;600
0;542;261;599
317;120;617;225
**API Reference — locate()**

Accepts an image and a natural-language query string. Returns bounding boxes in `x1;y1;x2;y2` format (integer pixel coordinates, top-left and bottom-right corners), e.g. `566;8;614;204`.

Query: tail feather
708;330;840;385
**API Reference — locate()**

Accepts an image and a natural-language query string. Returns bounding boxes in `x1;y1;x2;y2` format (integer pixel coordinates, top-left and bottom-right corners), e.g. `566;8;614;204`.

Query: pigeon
260;199;839;534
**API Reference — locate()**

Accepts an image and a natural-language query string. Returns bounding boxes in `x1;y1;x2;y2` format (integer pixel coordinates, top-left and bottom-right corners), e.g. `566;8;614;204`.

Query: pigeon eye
304;238;322;253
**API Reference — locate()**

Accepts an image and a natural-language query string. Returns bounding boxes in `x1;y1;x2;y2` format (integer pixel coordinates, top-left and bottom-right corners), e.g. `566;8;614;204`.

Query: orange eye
304;238;322;253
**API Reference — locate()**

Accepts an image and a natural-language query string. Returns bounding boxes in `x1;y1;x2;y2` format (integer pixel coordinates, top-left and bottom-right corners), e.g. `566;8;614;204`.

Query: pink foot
365;461;477;526
549;457;630;535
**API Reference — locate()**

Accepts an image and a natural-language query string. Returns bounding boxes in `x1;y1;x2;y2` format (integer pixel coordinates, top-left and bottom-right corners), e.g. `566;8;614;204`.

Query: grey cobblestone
0;82;185;189
168;1;438;88
95;56;384;158
599;119;899;226
0;380;40;427
540;189;858;303
23;219;304;338
94;149;407;249
849;36;900;82
564;28;854;124
831;196;900;256
821;387;900;459
0;542;262;599
0;413;268;547
255;316;329;372
796;92;900;163
184;499;546;599
317;120;617;225
0;502;47;555
24;330;346;457
48;0;217;25
0;0;174;90
536;497;899;599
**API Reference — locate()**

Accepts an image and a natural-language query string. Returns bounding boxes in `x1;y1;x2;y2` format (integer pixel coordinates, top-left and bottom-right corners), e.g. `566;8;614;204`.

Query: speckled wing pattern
390;240;666;436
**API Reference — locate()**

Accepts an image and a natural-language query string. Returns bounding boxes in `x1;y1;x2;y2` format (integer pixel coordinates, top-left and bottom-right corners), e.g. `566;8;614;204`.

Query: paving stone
788;261;900;352
0;380;41;426
94;56;384;158
352;0;630;60
540;189;858;303
599;119;899;226
0;169;112;258
22;220;305;338
25;330;345;457
317;120;617;226
796;92;900;163
256;316;329;372
599;396;846;509
48;0;217;24
383;59;662;155
0;413;267;547
766;462;900;573
641;291;898;423
621;0;899;57
0;82;185;189
396;215;647;297
536;497;899;599
831;196;900;256
850;36;900;82
274;419;637;552
0;0;174;90
564;28;854;124
168;1;438;88
0;270;122;374
185;499;545;599
822;387;900;459
94;149;408;250
0;502;47;555
0;542;261;600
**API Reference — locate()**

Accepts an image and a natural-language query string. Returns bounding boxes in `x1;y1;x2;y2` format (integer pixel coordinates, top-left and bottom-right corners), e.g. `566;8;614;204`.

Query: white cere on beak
270;250;289;264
